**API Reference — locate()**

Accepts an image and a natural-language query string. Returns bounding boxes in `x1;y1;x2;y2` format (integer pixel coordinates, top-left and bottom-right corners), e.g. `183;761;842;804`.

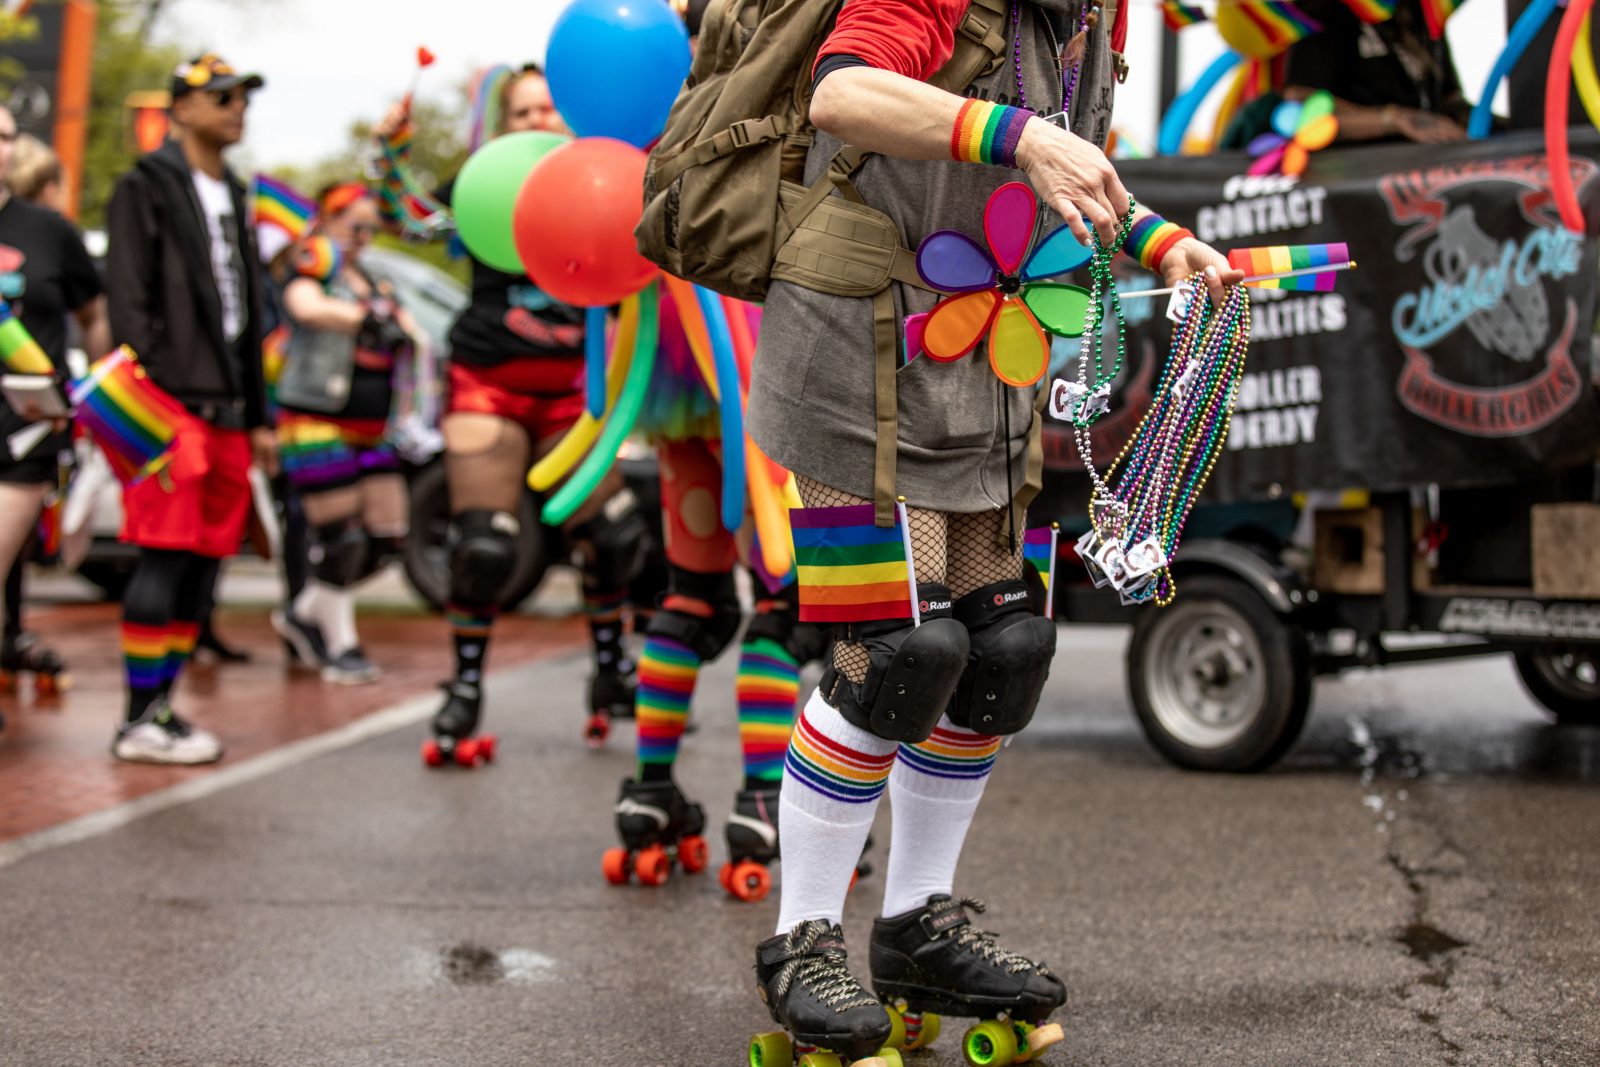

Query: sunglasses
207;88;250;108
349;223;378;237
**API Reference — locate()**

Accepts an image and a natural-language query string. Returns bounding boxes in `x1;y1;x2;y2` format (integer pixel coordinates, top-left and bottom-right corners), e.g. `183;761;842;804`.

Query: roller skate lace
775;921;880;1013
945;898;1047;976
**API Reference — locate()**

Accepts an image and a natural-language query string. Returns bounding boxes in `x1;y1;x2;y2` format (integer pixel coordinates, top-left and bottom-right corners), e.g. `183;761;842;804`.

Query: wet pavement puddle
415;944;560;987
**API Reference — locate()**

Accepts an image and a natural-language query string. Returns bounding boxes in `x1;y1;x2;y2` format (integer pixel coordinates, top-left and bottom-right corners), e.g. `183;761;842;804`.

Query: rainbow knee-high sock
735;637;799;789
634;636;700;781
162;620;201;694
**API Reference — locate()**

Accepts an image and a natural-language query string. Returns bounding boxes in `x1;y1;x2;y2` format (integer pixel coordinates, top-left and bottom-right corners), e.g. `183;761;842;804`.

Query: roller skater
602;777;708;886
585;657;638;748
635;0;1240;1055
421;678;496;769
0;629;69;696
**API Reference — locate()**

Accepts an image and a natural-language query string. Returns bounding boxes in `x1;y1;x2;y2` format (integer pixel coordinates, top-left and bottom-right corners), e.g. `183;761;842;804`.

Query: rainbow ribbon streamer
69;347;189;485
1227;243;1350;291
1162;0;1207;30
1421;0;1459;38
792;503;917;624
374;125;453;243
0;297;55;375
253;174;315;244
1023;525;1059;617
1341;0;1398;23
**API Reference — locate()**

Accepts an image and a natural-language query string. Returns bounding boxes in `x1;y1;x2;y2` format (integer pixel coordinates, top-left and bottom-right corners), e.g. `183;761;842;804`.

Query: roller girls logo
1379;154;1593;438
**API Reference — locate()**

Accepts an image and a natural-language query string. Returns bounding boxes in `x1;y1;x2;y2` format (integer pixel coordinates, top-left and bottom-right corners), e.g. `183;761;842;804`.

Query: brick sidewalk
0;602;586;843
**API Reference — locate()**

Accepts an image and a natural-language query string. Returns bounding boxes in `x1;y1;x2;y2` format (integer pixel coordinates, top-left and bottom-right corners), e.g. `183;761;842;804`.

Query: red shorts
447;359;584;445
121;419;252;559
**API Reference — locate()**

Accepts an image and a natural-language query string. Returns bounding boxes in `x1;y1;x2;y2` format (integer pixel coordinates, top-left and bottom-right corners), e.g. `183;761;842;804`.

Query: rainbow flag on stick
1340;0;1397;23
70;347;190;485
793;502;918;624
1228;243;1351;291
1162;1;1207;31
253;174;315;244
1023;525;1059;618
0;297;55;375
1421;0;1458;38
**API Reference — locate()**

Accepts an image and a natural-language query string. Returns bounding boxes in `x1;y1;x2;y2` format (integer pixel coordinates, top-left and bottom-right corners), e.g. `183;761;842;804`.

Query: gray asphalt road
1;626;1596;1067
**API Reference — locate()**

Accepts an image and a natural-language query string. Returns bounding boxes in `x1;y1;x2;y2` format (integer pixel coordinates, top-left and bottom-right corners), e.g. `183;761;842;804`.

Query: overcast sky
151;0;1507;172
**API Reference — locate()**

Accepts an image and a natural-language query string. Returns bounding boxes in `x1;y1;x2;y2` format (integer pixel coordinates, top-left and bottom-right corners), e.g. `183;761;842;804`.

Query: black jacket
105;140;267;430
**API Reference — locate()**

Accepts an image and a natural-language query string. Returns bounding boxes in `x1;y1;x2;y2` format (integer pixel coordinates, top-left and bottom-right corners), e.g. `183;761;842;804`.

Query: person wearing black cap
103;54;275;764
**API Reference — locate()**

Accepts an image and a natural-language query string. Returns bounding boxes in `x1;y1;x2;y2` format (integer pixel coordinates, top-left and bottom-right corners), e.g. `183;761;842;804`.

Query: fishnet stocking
946;509;1024;597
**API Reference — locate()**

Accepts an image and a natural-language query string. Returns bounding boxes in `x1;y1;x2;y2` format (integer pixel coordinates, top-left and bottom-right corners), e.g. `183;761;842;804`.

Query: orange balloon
513;137;659;307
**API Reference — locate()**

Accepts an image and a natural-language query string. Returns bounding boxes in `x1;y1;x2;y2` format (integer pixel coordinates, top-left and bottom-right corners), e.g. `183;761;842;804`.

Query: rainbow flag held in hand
70;347;190;485
1340;0;1397;23
253;174;315;244
1023;526;1059;617
792;503;917;624
1161;1;1207;31
0;297;55;375
1228;243;1351;291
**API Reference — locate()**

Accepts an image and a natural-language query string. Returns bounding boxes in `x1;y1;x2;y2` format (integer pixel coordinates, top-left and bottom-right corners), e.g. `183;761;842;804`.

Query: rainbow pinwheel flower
1247;91;1338;177
917;182;1094;387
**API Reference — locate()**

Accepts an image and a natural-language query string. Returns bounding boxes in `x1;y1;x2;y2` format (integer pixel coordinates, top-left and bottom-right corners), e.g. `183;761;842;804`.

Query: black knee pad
948;579;1058;735
821;584;970;744
361;533;405;582
572;487;650;590
645;566;741;661
449;509;520;609
310;519;370;588
745;583;827;666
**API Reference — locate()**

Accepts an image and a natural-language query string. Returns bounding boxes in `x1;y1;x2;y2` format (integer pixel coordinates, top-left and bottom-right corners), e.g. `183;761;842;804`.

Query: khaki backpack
636;0;1024;525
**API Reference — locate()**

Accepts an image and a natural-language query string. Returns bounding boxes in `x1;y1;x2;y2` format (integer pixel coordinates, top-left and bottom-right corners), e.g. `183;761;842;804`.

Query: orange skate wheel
635;844;671;886
602;847;632;885
420;739;445;768
478;735;498;762
36;673;68;696
726;860;771;903
454;738;483;767
0;671;16;695
584;712;610;749
678;834;709;874
718;862;734;894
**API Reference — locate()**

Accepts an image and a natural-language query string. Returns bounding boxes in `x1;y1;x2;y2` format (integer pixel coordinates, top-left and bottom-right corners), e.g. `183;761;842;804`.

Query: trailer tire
1514;650;1600;726
1128;575;1312;772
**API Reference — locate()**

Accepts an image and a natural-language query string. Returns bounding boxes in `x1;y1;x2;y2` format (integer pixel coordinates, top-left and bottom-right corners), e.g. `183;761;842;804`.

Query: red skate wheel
0;671;16;695
454;738;483;767
478;735;498;762
635;845;671;886
727;860;771;903
421;739;445;768
678;835;709;874
602;847;632;885
584;713;610;749
718;862;735;894
36;673;67;696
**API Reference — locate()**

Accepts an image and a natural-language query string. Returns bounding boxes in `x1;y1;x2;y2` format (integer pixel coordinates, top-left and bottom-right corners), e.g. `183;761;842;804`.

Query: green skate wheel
963;1019;1019;1066
1011;1021;1036;1064
914;1013;942;1050
883;1004;907;1049
875;1049;905;1067
796;1054;842;1067
749;1031;794;1067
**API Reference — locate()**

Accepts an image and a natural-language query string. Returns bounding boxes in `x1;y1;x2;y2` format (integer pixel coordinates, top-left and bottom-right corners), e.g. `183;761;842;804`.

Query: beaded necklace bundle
1072;270;1253;606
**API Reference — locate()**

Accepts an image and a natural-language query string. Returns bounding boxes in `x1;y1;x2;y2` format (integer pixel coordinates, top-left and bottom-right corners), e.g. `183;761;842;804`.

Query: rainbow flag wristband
951;99;1030;167
1124;214;1193;271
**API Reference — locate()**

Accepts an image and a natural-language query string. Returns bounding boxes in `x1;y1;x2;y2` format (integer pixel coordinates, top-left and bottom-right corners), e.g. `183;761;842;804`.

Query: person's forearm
810;66;975;161
284;282;365;334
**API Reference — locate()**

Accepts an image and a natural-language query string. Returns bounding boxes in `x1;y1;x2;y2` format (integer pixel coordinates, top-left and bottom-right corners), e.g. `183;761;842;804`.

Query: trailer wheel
1514;650;1600;726
1128;575;1312;772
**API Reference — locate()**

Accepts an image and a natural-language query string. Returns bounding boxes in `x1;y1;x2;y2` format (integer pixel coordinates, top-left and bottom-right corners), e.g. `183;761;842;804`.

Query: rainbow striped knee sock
735;637;799;789
634;636;700;781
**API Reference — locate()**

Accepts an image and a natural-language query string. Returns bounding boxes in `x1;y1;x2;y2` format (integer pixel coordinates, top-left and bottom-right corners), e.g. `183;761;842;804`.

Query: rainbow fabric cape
1161;0;1207;30
1228;243;1350;291
0;297;55;375
69;347;189;484
792;503;915;623
1340;0;1397;22
253;174;315;244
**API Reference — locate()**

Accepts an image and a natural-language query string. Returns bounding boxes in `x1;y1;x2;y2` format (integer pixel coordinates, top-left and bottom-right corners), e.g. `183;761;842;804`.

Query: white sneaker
112;706;224;765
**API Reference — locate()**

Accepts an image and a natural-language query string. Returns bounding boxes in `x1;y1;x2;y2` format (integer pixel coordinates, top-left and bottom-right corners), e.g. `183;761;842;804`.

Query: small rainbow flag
792;503;916;624
0;297;55;375
1236;0;1322;52
1340;0;1397;23
1023;525;1059;618
254;174;315;244
1228;242;1350;291
1162;1;1207;31
70;347;190;485
1421;0;1458;38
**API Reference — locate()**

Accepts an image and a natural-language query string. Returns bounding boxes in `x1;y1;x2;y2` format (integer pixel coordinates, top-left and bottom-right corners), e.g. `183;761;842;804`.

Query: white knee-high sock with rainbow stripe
880;715;1003;918
774;688;899;933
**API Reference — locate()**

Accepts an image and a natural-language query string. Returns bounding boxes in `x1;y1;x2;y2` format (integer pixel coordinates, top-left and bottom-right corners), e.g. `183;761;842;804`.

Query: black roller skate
583;659;637;749
1;631;69;697
420;680;497;769
750;920;899;1067
601;778;707;887
720;786;876;904
870;896;1066;1066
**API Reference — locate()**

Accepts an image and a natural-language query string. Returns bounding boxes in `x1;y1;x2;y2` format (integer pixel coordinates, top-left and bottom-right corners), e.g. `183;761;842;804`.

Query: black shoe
726;785;781;867
323;646;380;685
195;624;251;664
432;680;483;739
270;609;327;668
589;659;637;720
613;777;705;853
754;921;892;1062
869;896;1066;1024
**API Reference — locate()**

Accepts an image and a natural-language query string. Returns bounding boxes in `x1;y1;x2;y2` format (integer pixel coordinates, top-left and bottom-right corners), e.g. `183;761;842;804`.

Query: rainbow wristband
951;99;1030;167
1124;214;1193;271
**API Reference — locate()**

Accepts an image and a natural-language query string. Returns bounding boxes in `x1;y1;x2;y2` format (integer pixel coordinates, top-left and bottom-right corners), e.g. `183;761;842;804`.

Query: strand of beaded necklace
1012;0;1093;116
1068;202;1137;517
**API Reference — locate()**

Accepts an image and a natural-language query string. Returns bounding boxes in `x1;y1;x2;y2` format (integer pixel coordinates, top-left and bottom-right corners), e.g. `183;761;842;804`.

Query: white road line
0;689;441;870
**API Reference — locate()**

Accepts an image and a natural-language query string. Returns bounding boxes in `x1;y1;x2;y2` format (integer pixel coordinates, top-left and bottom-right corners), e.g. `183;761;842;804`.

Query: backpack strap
656;114;792;191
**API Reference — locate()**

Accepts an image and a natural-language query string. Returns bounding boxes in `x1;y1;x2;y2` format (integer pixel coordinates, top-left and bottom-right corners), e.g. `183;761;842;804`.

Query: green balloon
453;130;568;275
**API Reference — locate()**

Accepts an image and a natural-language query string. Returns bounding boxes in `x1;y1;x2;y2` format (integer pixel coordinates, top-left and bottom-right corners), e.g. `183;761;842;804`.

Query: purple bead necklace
1011;0;1093;118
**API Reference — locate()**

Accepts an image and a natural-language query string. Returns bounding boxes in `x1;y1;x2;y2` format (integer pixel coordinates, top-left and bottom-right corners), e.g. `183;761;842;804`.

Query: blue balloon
1469;0;1560;140
546;0;692;148
1158;50;1241;157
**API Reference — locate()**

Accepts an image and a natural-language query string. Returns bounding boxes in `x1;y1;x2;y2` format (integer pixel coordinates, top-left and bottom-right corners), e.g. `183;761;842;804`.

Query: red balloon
513;137;658;307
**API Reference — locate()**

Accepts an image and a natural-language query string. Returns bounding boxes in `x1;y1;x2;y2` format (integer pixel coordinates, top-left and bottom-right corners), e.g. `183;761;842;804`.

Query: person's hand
1016;119;1133;248
373;101;410;142
1159;235;1247;306
1390;107;1466;144
250;427;279;477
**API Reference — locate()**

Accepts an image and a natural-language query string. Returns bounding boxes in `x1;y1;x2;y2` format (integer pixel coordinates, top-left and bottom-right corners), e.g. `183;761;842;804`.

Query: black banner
1041;131;1600;500
0;2;66;141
